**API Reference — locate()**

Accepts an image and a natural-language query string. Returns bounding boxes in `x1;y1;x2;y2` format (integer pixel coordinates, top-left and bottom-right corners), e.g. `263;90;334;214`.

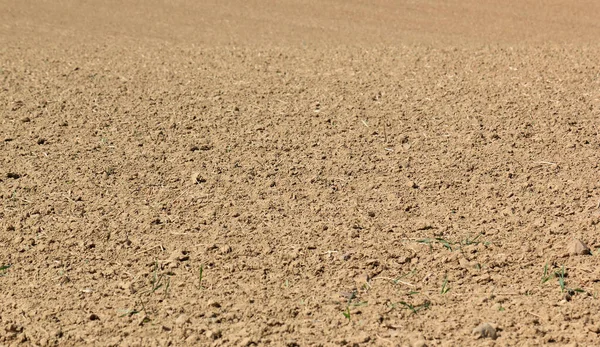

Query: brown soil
2;1;600;346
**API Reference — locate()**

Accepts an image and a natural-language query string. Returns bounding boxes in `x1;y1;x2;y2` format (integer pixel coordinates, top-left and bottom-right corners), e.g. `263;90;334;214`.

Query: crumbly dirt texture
2;1;600;346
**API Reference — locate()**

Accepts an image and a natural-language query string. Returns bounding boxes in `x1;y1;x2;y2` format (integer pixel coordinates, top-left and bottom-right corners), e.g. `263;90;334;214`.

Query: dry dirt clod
168;249;189;262
175;314;189;326
458;257;471;268
588;324;600;334
220;245;232;254
13;236;24;245
239;337;256;346
191;172;206;184
355;273;370;288
205;330;222;340
206;299;221;308
5;324;23;336
405;180;418;189
350;333;370;344
472;322;497;340
567;239;590;256
186;334;198;343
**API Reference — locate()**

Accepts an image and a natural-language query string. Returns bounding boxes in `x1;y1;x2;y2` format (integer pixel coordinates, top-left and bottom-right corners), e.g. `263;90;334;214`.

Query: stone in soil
472;322;497;340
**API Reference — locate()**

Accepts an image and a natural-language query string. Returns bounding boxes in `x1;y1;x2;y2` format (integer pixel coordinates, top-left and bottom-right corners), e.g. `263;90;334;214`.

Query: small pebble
567;239;590;256
472;322;497;340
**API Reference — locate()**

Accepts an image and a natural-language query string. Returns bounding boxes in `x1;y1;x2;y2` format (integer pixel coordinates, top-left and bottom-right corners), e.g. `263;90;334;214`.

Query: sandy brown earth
2;1;600;346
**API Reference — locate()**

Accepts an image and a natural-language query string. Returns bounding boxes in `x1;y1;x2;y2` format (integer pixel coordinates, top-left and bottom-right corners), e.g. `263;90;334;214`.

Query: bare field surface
2;1;600;346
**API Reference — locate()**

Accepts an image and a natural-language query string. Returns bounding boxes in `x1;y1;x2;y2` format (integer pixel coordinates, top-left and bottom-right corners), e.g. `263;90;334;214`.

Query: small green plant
394;301;431;314
417;238;453;251
416;238;433;250
437;238;453;251
393;269;416;284
121;262;173;321
145;264;168;297
441;275;450;295
541;263;553;284
118;308;141;318
342;306;351;321
163;277;171;299
498;305;505;312
0;264;11;276
353;301;368;307
198;265;204;288
149;262;164;294
541;264;585;294
556;266;566;292
143;262;171;299
341;291;367;322
461;233;482;246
